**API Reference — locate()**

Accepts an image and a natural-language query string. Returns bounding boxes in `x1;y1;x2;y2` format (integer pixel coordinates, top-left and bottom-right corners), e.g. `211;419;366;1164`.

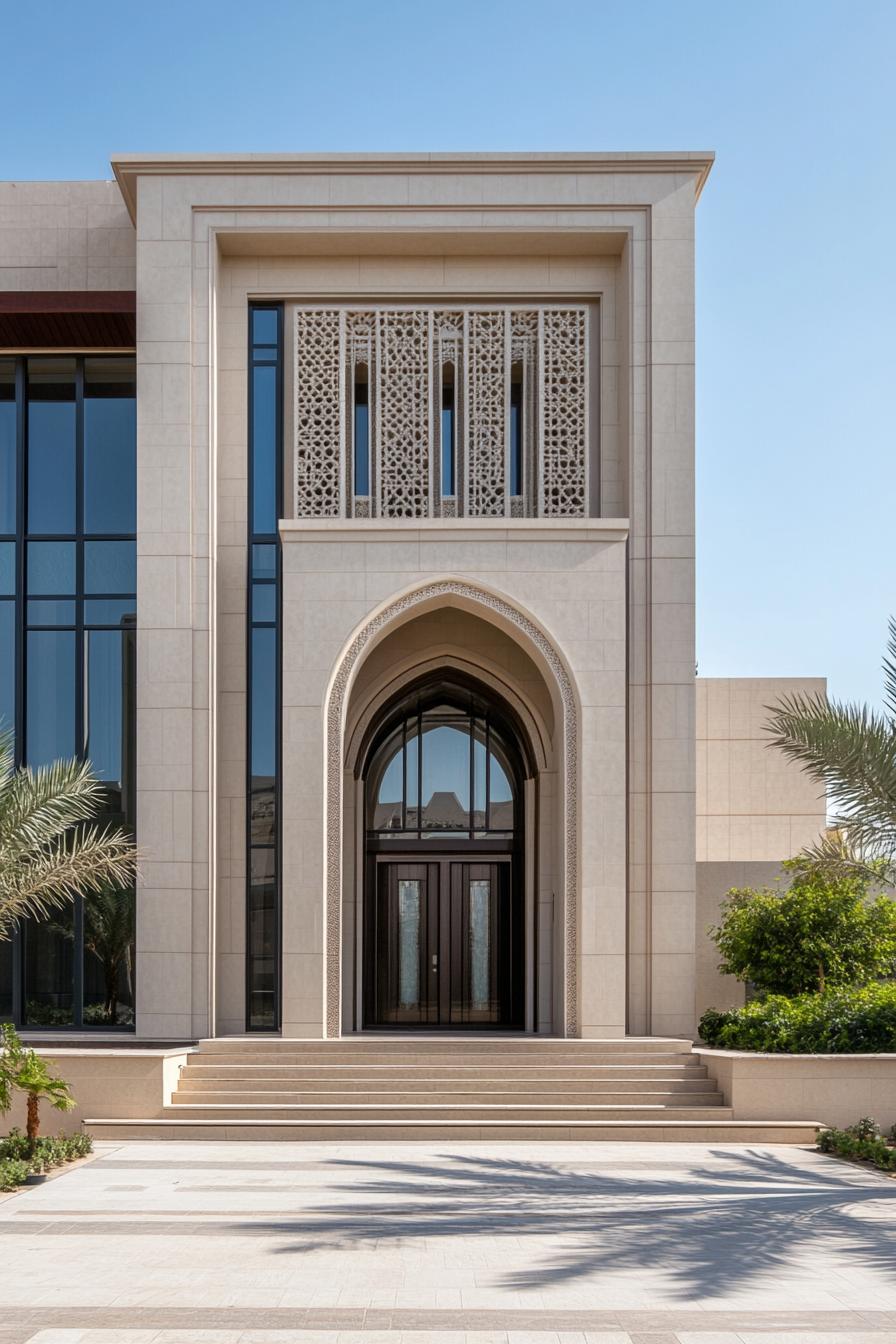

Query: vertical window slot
510;363;523;499
354;366;370;498
441;362;455;499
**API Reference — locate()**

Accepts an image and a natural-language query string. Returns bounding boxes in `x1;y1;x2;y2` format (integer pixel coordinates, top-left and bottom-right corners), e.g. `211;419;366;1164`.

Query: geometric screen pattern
294;306;589;519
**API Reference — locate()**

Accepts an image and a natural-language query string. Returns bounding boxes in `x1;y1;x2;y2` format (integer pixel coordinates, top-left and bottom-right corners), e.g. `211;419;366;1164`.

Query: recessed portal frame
324;578;580;1039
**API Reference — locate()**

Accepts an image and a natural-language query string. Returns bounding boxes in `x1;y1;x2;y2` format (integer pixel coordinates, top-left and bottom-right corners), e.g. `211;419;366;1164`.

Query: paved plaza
1;1141;896;1343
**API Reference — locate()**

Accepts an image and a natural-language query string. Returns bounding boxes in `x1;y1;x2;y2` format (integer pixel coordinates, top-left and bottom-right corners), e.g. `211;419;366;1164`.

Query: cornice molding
110;151;715;221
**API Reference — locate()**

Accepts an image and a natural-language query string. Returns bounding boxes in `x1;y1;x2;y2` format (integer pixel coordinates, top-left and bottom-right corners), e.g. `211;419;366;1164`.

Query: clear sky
3;0;893;709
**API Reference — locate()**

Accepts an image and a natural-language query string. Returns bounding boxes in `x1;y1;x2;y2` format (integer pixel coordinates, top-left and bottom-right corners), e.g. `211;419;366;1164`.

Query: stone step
172;1088;726;1107
85;1116;823;1144
176;1075;713;1095
186;1050;696;1068
158;1101;730;1121
181;1063;710;1082
194;1036;693;1056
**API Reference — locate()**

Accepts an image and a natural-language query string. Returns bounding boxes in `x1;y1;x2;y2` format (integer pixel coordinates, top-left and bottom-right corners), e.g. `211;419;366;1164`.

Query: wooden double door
364;856;522;1028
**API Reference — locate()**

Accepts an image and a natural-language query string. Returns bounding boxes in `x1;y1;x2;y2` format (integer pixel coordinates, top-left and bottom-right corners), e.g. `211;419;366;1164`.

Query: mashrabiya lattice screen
293;305;589;520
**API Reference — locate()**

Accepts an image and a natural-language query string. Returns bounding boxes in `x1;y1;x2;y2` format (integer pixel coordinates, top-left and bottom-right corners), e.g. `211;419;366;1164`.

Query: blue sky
3;0;893;708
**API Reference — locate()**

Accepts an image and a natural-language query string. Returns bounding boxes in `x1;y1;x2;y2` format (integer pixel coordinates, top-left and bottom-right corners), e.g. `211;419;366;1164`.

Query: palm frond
0;750;107;859
883;617;896;723
765;624;896;876
0;825;139;940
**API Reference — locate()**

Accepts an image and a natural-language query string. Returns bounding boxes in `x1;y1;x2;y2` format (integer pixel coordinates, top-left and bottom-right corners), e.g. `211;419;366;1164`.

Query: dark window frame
246;305;283;1032
0;354;137;1031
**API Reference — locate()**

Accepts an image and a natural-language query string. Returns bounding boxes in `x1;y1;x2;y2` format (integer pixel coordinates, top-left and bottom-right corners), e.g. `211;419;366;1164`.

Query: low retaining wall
697;1048;896;1130
3;1048;192;1136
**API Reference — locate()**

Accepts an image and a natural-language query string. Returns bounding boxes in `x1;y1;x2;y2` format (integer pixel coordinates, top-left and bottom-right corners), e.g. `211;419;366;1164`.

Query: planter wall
697;1048;896;1129
2;1048;191;1136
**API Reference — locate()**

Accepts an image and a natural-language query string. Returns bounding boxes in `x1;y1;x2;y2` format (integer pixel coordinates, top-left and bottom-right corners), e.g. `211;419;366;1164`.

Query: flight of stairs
85;1036;821;1142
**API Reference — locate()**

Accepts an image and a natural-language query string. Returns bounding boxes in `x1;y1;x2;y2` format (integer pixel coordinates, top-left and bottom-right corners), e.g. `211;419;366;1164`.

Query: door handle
431;953;438;973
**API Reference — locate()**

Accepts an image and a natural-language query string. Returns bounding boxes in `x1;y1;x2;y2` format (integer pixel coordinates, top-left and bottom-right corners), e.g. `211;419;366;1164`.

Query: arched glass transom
366;693;519;839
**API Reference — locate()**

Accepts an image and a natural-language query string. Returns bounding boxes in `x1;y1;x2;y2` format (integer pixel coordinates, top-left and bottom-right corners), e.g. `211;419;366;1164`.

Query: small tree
709;857;896;996
0;1024;74;1149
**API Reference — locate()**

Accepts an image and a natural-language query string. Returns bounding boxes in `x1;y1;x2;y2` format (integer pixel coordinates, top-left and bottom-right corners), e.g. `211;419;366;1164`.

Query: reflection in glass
252;543;276;580
367;697;517;838
250;787;275;845
0;360;14;535
83;886;135;1025
0;602;13;733
27;600;75;626
421;723;470;832
27;541;75;595
470;879;490;1010
398;879;420;1009
354;373;369;496
85;630;127;787
26;630;75;766
0;541;14;595
252;365;277;534
510;368;523;496
250;626;276;783
84;358;136;534
441;365;455;497
84;540;136;594
252;583;276;623
248;848;277;1028
27;358;76;535
252;308;278;346
24;906;74;1025
84;598;136;626
0;937;12;1019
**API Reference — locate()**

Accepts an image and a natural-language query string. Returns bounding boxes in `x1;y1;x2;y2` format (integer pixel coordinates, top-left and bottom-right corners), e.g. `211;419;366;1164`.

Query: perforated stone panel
295;309;343;518
292;305;590;520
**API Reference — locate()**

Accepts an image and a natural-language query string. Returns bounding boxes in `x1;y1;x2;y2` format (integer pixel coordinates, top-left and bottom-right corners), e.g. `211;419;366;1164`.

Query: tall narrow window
1;355;137;1030
247;305;283;1031
354;367;370;498
441;363;455;499
509;364;523;499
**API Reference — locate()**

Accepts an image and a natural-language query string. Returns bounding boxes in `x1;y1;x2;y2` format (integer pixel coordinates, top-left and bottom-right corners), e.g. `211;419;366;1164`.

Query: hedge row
699;980;896;1053
0;1131;93;1191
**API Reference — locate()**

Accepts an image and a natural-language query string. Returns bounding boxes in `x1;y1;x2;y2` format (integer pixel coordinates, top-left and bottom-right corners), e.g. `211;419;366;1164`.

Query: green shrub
699;980;896;1053
0;1128;92;1182
818;1119;896;1172
710;859;896;997
0;1158;30;1191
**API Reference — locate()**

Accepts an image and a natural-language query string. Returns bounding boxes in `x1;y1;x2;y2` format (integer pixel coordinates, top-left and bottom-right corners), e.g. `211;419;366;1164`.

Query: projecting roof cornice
110;150;715;222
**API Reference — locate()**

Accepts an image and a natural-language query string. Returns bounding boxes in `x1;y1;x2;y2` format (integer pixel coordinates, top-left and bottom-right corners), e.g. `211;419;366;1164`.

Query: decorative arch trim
324;578;579;1037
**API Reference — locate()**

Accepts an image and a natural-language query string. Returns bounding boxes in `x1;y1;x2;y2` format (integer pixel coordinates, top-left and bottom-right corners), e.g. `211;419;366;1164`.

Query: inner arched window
366;700;516;838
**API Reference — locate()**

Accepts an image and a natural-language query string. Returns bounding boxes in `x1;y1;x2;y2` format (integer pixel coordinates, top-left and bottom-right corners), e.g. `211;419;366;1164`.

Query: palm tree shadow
244;1147;896;1299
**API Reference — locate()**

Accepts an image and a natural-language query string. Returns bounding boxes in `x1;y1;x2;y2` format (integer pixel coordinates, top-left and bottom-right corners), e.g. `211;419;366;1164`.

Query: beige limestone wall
3;1048;189;1135
698;1049;896;1130
280;519;629;1038
694;678;828;1020
697;677;827;863
0;181;134;293
120;155;707;1039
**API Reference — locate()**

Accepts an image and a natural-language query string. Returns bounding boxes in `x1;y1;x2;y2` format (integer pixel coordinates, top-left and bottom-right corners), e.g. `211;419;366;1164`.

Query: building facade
1;151;821;1045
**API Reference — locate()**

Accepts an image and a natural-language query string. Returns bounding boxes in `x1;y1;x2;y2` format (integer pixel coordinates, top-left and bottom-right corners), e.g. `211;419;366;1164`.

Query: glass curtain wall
246;306;283;1030
0;356;136;1029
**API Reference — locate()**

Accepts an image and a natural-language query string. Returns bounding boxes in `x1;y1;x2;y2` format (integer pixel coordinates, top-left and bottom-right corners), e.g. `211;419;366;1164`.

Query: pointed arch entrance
360;672;531;1028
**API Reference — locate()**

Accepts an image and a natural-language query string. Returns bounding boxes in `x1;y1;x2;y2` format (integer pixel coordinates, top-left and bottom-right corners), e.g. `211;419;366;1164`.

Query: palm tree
765;619;896;884
82;884;135;1024
0;729;138;941
0;1025;75;1149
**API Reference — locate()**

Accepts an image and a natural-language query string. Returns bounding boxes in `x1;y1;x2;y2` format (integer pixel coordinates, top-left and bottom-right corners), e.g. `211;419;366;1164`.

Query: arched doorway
359;673;531;1029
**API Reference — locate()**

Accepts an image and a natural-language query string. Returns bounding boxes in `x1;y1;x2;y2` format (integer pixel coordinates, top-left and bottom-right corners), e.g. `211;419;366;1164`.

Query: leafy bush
0;1129;93;1188
0;1158;30;1191
818;1119;896;1172
699;980;896;1053
710;858;896;996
